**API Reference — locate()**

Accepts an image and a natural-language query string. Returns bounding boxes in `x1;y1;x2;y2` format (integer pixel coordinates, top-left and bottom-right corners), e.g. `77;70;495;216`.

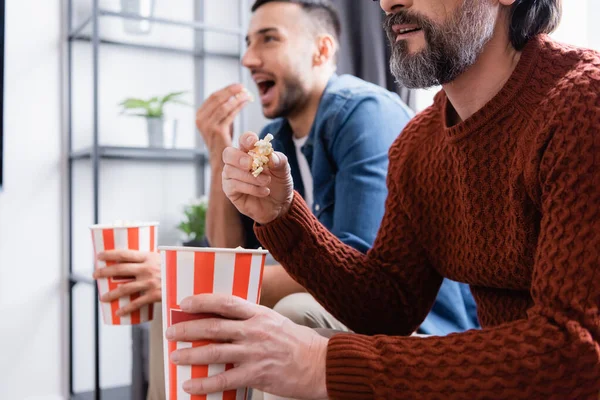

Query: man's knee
272;293;322;328
272;293;350;332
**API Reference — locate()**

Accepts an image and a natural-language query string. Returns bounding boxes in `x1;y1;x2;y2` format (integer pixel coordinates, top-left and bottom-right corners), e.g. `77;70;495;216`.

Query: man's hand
222;132;294;225
93;250;161;317
196;83;251;157
166;294;329;400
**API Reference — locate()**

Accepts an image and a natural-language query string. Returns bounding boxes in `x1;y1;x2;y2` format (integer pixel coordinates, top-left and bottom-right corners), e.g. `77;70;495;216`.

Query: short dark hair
509;0;562;50
251;0;341;43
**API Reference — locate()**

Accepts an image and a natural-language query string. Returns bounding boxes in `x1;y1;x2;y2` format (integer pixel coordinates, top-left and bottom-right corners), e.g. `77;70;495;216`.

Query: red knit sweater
255;36;600;399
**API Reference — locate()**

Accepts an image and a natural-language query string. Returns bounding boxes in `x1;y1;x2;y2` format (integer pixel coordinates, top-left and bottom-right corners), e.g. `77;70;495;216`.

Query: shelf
70;146;208;163
101;10;243;36
69;9;244;40
71;35;240;59
70;16;92;39
66;1;247;397
69;273;94;287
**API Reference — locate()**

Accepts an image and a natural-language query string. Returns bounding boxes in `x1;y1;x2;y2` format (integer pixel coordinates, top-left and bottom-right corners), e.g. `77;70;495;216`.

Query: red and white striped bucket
160;246;268;400
90;222;159;325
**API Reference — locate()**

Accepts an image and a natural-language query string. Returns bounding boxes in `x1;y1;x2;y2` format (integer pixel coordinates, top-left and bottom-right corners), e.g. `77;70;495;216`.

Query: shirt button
315;204;320;212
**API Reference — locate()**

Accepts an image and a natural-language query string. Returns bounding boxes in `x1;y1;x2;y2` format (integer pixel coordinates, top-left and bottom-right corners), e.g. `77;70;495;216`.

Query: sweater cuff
254;191;316;257
327;334;379;399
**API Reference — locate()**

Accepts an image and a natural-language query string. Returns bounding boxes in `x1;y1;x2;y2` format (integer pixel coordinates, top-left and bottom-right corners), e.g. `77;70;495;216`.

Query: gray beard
387;0;497;89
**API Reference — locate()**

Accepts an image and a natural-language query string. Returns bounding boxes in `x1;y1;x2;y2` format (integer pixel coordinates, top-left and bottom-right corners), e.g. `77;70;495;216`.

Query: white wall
0;0;65;399
552;1;589;48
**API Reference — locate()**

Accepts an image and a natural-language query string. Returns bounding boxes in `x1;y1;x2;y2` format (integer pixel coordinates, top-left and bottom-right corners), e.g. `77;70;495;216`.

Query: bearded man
167;0;600;399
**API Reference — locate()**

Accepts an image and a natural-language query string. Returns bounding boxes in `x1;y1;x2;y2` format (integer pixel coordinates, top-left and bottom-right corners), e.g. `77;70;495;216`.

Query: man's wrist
256;197;293;226
266;192;294;225
277;201;292;222
209;146;229;170
312;336;329;400
210;157;225;173
207;137;231;162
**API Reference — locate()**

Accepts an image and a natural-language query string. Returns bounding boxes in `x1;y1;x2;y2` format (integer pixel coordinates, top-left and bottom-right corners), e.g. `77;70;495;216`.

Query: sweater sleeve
326;116;600;398
254;156;444;335
257;116;600;398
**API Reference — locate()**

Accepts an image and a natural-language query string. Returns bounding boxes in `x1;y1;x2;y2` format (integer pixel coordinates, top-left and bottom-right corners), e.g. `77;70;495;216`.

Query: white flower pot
120;0;156;35
146;118;178;148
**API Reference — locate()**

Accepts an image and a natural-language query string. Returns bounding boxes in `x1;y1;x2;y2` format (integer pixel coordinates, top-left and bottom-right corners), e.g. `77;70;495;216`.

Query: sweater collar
439;35;546;141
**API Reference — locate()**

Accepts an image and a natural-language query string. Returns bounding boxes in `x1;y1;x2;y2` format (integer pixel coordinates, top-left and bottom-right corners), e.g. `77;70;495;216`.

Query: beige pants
271;292;349;331
147;303;165;400
147;294;349;400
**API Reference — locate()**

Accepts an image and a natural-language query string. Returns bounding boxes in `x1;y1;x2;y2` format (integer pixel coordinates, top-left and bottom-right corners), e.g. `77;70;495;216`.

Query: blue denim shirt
243;74;480;335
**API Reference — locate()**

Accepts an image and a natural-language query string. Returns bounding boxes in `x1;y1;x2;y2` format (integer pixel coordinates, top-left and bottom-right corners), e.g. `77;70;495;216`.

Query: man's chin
393;42;427;59
261;104;280;120
407;46;427;56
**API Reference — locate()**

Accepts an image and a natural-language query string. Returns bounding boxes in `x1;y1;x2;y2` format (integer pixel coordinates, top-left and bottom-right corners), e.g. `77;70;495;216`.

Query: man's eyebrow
245;27;279;44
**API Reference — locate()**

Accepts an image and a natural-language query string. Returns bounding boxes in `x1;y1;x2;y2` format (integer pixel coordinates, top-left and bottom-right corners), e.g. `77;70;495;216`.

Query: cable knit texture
255;36;600;399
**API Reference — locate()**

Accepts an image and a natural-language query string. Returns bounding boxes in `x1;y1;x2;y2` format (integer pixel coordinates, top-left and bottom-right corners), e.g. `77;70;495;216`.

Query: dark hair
510;0;562;50
251;0;341;43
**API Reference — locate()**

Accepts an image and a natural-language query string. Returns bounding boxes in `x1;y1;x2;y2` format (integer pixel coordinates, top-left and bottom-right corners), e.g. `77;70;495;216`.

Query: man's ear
313;34;336;66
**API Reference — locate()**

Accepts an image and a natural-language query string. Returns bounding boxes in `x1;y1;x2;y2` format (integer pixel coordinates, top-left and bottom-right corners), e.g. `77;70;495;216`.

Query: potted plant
119;91;189;148
177;197;209;247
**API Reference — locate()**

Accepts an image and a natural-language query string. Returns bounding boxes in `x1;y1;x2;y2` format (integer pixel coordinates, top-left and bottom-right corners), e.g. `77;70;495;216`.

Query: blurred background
0;1;598;399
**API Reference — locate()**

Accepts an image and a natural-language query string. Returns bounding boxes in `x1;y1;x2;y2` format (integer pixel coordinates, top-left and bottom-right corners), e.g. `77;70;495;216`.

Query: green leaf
178;222;191;236
147;109;163;118
120;91;189;119
160;91;188;105
119;98;153;117
176;201;208;240
120;98;151;109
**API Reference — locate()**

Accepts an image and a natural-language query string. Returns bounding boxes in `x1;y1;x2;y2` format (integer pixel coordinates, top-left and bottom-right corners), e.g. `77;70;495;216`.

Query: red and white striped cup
159;246;268;400
90;222;159;325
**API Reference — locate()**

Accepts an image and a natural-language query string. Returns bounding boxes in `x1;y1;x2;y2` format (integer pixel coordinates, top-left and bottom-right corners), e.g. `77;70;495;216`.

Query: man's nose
242;47;261;69
379;0;413;14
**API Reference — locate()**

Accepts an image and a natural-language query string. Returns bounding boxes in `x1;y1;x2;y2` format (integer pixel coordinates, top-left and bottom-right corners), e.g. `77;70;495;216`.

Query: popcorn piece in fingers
249;134;274;177
236;87;255;103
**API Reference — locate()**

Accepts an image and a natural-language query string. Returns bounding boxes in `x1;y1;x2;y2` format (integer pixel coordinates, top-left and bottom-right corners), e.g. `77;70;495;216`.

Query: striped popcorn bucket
90;222;159;325
159;246;268;400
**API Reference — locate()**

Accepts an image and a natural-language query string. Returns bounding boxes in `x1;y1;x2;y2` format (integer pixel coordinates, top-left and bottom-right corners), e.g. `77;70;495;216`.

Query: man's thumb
268;152;288;174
